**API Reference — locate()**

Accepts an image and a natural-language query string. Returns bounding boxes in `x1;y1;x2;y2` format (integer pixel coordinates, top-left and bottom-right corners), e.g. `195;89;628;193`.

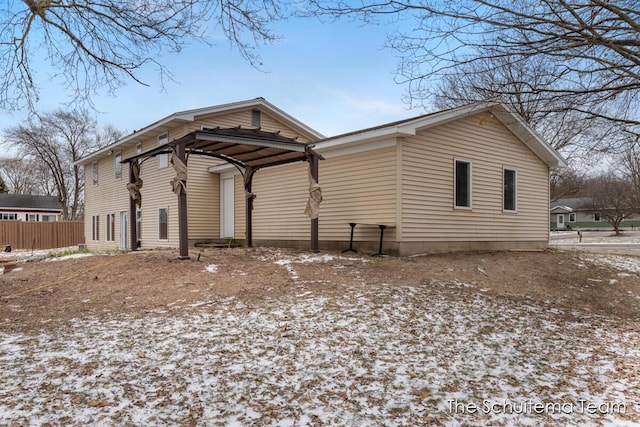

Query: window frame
92;215;100;241
569;212;576;222
454;158;473;209
251;109;261;127
1;213;17;220
92;161;99;186
158;133;169;169
158;207;169;241
114;152;122;180
106;213;116;242
594;212;601;222
136;210;142;243
502;167;517;213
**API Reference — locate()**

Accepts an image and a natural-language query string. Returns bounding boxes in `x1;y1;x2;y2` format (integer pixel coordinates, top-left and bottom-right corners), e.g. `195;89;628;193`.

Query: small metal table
341;222;394;256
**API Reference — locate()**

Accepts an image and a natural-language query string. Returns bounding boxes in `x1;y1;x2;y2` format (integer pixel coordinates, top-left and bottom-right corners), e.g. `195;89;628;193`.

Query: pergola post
244;167;256;248
176;143;189;259
310;153;319;252
128;162;138;251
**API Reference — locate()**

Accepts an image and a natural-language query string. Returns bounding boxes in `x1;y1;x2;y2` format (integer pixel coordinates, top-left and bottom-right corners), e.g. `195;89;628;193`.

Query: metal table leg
341;222;358;253
372;225;387;256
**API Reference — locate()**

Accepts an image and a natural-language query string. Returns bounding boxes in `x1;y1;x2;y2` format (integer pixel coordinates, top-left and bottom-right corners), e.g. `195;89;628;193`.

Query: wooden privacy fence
0;221;84;250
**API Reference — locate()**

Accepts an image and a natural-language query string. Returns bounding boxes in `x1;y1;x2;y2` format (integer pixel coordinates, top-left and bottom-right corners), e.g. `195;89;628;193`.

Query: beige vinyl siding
84;106;313;249
84;130;180;250
242;146;397;242
234;174;245;239
183;110;311;142
401;113;550;242
186;156;220;240
84;143;143;250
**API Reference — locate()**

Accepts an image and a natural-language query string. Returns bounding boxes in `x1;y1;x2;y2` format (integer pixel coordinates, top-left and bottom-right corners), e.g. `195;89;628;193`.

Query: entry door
120;211;128;250
557;214;565;229
221;177;235;238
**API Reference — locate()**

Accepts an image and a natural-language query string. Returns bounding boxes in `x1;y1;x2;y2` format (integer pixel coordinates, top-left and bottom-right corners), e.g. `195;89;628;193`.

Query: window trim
251;109;261;127
158;132;169;169
92;161;99;186
158;207;169;241
92;215;100;242
114;152;122;180
502;166;517;213
0;213;18;220
454;158;473;210
569;212;576;222
136;210;142;244
106;213;116;242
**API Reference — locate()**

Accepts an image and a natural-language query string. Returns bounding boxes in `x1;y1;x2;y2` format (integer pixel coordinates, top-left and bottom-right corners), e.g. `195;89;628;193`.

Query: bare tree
550;168;585;201
0;0;289;112
586;173;637;235
0;157;39;194
433;54;623;160
3;109;121;219
304;1;640;130
618;136;640;209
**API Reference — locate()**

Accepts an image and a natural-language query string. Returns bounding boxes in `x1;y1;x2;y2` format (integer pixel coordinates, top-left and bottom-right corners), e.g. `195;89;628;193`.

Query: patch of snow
204;264;218;273
584;255;640;274
46;253;94;262
1;283;638;426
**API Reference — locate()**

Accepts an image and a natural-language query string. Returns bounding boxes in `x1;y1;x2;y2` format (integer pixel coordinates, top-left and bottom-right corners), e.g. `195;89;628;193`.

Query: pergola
123;127;323;259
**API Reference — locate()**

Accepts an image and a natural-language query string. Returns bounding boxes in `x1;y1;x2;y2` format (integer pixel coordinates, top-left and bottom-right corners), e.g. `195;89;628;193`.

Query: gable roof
77;98;325;166
315;101;566;169
0;194;63;211
551;197;593;210
550;205;573;213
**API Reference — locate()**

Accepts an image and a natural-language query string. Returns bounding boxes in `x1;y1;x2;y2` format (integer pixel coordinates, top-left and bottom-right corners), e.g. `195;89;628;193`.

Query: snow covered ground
551;230;640;245
1;253;640;426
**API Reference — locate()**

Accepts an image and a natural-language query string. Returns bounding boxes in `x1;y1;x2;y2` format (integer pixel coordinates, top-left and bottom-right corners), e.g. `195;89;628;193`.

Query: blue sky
0;15;426;139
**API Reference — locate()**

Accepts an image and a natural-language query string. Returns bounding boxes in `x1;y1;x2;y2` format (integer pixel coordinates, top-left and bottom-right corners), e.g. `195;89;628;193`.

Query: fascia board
77;98;325;166
315;126;414;151
490;105;567;169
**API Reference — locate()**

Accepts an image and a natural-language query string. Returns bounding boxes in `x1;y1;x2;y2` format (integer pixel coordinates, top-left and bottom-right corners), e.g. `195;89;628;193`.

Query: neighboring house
0;194;63;222
77;98;565;255
551;197;640;230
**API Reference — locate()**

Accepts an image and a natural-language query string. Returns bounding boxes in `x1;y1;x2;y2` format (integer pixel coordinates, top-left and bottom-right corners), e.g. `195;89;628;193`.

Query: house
77;98;565;255
0;194;63;222
551;197;640;230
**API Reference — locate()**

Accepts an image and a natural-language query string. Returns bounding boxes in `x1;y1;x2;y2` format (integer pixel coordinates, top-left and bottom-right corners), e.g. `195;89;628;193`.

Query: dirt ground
1;246;639;333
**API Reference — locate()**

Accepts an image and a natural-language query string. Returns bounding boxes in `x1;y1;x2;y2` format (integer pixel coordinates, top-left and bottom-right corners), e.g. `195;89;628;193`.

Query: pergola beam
123;127;323;258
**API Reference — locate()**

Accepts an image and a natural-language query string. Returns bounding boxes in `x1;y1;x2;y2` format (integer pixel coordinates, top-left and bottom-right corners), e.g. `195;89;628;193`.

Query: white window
503;167;517;212
0;213;17;220
136;143;143;176
158;133;169;169
136;210;142;243
92;215;100;241
454;159;472;209
41;215;57;222
27;214;39;221
569;213;576;222
158;208;168;240
106;213;115;242
114;152;122;180
92;161;98;186
252;109;261;127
